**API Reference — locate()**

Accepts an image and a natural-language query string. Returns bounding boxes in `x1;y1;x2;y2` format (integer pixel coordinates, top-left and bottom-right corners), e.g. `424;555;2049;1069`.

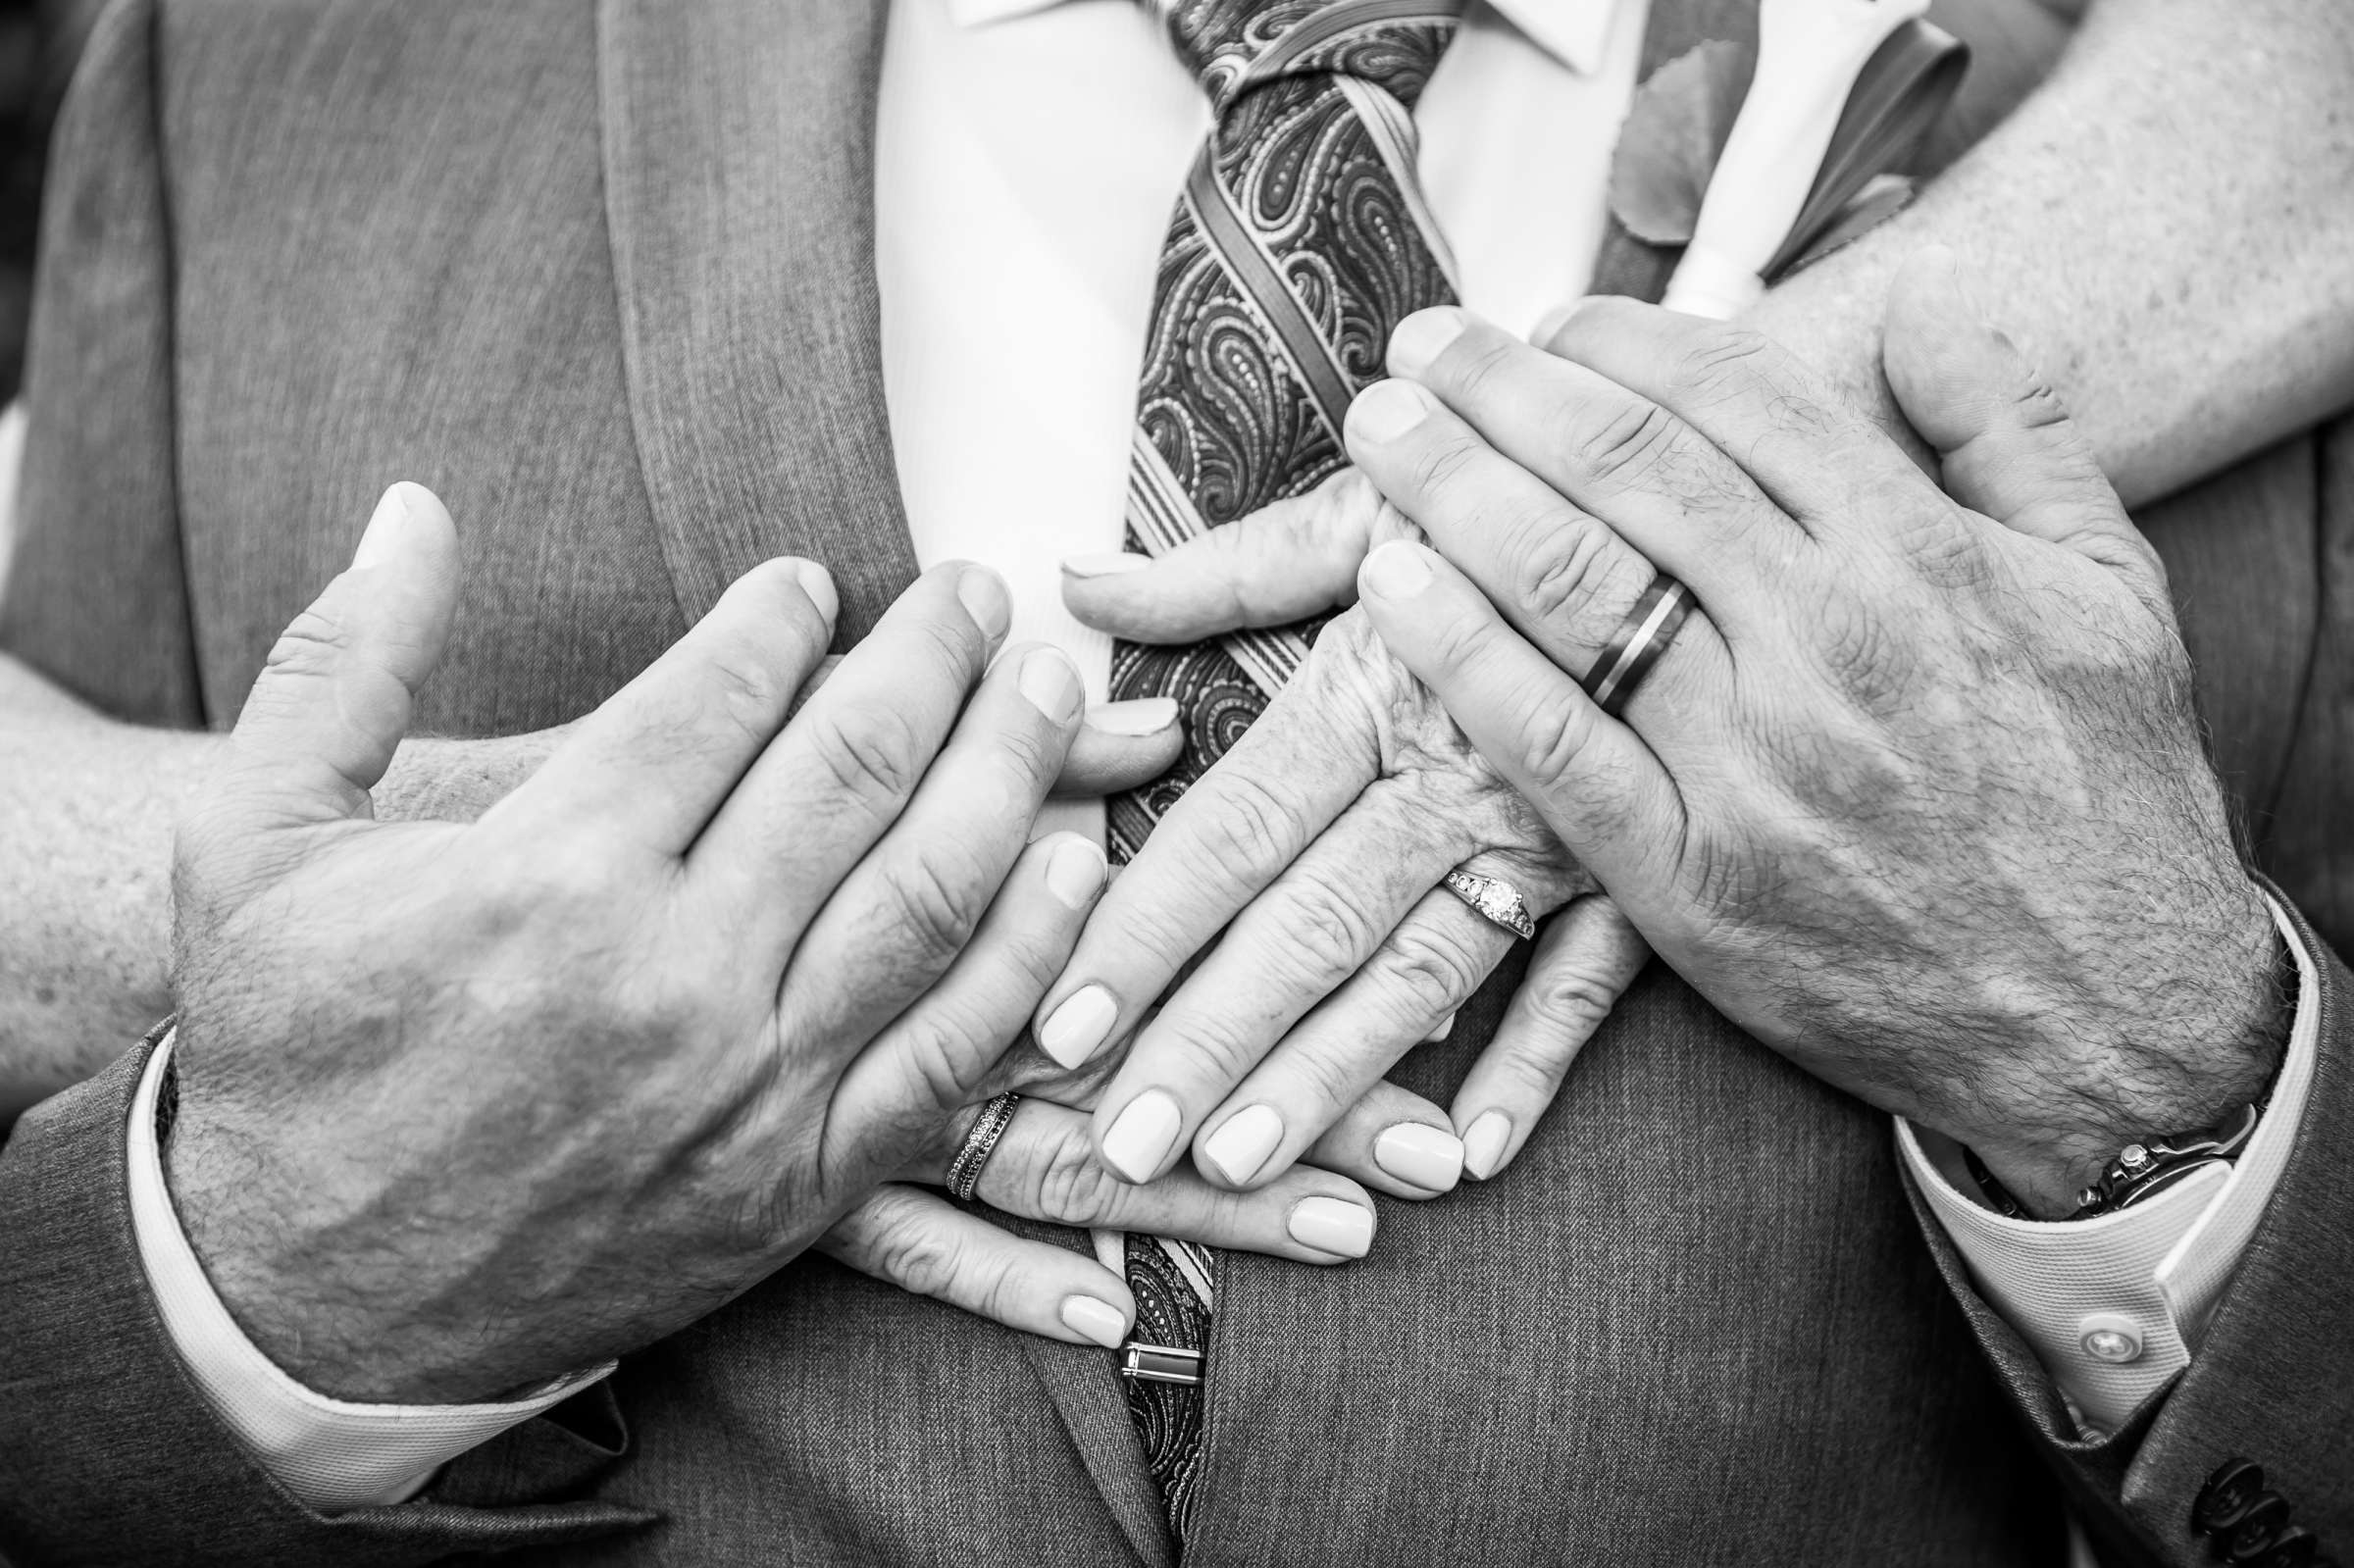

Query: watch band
1965;1099;2265;1222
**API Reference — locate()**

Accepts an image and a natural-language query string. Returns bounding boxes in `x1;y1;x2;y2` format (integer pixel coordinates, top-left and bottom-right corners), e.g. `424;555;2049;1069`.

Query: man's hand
166;482;1152;1401
1350;249;2287;1218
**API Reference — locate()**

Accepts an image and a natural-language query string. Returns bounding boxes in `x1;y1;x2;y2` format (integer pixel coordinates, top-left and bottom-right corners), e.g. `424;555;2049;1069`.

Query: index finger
1545;297;1936;542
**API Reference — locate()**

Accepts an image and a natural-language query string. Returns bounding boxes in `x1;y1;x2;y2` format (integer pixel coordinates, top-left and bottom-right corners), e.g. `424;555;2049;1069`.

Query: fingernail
1348;379;1433;445
1102;1089;1183;1184
957;566;1012;642
1019;647;1082;724
1374;1123;1465;1193
353;481;424;569
1360;540;1434;600
1063;552;1153;578
1038;985;1118;1069
1530;300;1579;345
1044;837;1106;910
791;560;840;624
1423;1011;1457;1042
1202;1104;1284;1186
1388;306;1469;377
1288;1195;1375;1259
1461;1109;1513;1181
1087;697;1181;736
1060;1294;1130;1349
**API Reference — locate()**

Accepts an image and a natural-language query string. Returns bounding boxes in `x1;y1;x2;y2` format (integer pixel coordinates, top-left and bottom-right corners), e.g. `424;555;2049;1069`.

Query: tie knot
1149;0;1467;112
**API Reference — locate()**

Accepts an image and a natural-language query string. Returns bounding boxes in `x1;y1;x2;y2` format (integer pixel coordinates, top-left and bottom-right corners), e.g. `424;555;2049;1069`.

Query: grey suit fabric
0;1;2346;1564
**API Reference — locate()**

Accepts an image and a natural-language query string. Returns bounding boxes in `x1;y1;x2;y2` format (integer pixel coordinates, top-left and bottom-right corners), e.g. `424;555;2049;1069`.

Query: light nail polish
1387;306;1468;376
1019;648;1081;723
1087;697;1181;736
1102;1090;1183;1184
1288;1195;1375;1259
957;566;1012;641
1060;1295;1130;1349
1360;540;1433;599
1038;985;1118;1069
1461;1109;1513;1181
1348;379;1432;444
1063;552;1153;578
1374;1122;1465;1192
1044;837;1106;910
1202;1104;1284;1186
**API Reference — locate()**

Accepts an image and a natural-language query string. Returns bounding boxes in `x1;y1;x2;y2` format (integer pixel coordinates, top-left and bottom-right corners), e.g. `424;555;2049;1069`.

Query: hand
165;482;1195;1401
1350;248;2287;1217
1055;471;1658;1188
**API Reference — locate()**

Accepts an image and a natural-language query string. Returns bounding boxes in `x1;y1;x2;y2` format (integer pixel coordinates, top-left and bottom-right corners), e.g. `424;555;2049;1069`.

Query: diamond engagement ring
946;1091;1023;1202
1442;869;1537;941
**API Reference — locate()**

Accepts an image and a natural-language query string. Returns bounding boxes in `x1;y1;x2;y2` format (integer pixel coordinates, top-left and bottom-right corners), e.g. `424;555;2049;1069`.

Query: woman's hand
1034;468;1656;1200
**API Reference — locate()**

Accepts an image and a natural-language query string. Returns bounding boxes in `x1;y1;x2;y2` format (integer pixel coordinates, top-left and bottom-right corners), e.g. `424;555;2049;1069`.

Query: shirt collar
945;0;1620;77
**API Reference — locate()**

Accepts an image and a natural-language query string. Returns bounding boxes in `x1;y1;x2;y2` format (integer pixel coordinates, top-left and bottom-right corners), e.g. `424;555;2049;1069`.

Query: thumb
1882;246;2158;584
223;481;461;829
1060;466;1408;643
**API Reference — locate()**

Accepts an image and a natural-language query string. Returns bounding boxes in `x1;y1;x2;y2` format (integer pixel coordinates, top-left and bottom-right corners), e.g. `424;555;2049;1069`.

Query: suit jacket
0;2;2347;1564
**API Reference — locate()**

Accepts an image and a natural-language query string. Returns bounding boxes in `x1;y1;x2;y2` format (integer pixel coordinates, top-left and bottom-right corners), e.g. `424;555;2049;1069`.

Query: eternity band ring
1580;575;1695;719
946;1091;1023;1202
1442;869;1538;941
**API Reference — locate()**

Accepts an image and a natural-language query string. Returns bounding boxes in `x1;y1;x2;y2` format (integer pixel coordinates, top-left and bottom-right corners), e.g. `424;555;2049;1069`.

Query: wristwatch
1966;1100;2265;1222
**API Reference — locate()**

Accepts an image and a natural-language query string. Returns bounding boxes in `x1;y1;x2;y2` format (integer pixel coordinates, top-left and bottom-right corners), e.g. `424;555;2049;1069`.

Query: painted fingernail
1038;985;1118;1069
1461;1109;1513;1181
1019;647;1082;724
1288;1195;1375;1259
1044;837;1106;910
1423;1011;1457;1042
1388;306;1468;377
1375;1123;1465;1193
956;565;1012;641
790;559;840;623
1348;379;1433;444
1360;540;1433;599
1102;1089;1183;1184
1060;1294;1130;1349
1086;697;1180;736
1063;552;1153;578
1202;1104;1284;1186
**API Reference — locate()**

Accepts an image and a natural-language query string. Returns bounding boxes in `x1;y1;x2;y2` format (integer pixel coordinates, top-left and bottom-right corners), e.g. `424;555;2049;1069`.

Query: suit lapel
596;0;919;637
597;8;1166;1556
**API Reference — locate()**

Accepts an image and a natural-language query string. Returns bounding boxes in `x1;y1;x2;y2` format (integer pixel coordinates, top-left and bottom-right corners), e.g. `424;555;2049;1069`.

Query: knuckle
1447;335;1515;400
1266;866;1382;986
808;705;925;806
1513;690;1599;787
258;608;355;683
880;841;997;968
1191;774;1306;888
1407;431;1481;495
1522;968;1620;1038
699;645;794;743
1562;398;1681;494
872;1217;967;1303
1509;516;1614;628
1669;326;1772;401
1030;1122;1130;1226
1381;920;1486;1016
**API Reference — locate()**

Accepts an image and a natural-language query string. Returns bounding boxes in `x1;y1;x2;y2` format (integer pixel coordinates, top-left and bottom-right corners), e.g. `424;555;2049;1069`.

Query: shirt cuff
126;1031;614;1512
1896;892;2320;1437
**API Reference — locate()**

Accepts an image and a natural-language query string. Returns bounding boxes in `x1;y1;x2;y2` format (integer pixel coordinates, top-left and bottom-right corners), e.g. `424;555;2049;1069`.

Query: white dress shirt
123;0;2311;1514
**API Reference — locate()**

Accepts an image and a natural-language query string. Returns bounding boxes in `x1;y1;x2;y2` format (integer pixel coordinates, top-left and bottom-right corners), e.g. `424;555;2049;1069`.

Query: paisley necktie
1112;0;1466;1543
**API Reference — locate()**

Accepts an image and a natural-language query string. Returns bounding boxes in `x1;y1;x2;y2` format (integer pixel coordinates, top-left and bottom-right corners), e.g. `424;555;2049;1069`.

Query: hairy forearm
0;653;555;1122
1751;0;2354;507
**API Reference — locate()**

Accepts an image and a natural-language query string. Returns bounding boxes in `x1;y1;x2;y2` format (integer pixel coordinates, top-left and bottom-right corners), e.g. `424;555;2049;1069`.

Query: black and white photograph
0;0;2347;1562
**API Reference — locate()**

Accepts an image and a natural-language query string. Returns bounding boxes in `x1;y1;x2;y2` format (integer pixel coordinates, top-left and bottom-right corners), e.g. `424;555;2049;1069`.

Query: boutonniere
1609;0;1970;318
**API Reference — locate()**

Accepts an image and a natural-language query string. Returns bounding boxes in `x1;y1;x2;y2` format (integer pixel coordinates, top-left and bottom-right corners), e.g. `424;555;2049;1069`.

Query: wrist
1968;887;2289;1219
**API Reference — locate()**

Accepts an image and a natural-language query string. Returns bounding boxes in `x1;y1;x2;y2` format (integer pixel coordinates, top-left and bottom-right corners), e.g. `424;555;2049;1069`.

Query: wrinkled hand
357;632;1377;1349
1352;249;2286;1217
164;482;1382;1405
1029;467;1651;1202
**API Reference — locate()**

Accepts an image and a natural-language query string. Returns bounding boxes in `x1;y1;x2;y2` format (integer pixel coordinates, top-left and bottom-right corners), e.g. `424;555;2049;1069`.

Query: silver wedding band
1580;575;1694;719
1442;869;1537;941
947;1092;1023;1202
